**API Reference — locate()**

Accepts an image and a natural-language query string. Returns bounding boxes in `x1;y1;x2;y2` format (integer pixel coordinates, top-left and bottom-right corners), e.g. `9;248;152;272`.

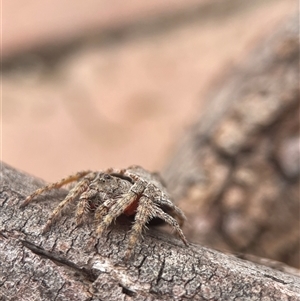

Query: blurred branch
163;13;299;267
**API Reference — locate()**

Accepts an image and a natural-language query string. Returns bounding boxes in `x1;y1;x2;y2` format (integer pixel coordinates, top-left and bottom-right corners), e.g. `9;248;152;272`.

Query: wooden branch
163;13;300;268
0;162;299;300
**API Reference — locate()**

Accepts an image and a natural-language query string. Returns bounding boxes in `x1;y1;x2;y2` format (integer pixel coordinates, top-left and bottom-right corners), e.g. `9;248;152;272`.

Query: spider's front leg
94;198;117;225
125;196;154;260
20;171;92;208
75;188;98;226
42;172;97;232
94;179;146;236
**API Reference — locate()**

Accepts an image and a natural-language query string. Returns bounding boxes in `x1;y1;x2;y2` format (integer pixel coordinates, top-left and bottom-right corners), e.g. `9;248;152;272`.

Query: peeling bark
1;162;300;300
163;13;300;269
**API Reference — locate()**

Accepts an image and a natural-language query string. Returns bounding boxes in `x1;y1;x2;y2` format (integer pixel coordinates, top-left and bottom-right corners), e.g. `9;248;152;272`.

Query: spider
21;165;188;259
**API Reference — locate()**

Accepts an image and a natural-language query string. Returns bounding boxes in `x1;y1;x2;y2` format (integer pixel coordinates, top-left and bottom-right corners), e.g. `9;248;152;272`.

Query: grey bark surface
163;13;300;268
1;163;300;300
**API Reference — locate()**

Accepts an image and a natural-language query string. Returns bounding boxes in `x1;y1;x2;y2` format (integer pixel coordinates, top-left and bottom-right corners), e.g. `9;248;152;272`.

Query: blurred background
2;0;299;271
2;0;295;182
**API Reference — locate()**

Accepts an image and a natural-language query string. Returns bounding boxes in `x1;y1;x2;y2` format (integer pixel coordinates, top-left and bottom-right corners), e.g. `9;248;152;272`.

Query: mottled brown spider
21;165;188;259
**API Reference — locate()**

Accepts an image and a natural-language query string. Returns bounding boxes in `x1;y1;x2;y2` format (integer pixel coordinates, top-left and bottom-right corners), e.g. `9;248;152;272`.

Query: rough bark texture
163;13;299;269
1;162;300;300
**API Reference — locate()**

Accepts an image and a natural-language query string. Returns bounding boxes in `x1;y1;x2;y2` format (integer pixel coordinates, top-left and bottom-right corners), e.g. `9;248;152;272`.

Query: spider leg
94;197;116;224
125;196;154;260
143;184;186;226
152;205;188;246
154;197;186;227
95;180;146;236
75;188;98;226
21;170;92;207
42;172;97;233
95;193;137;236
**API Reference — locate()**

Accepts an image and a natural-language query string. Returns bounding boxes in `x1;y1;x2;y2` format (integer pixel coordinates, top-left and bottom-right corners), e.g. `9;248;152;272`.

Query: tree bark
163;12;299;269
1;162;300;300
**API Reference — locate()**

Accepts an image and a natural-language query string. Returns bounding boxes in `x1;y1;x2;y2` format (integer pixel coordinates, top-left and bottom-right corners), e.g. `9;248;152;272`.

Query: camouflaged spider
21;165;188;259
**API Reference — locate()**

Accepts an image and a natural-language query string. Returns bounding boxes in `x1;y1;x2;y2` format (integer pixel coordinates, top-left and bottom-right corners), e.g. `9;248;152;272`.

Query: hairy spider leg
21;170;92;207
95;180;145;236
152;206;188;246
94;197;117;223
141;184;186;226
154;197;186;227
76;169;128;225
125;196;155;260
42;172;97;233
75;188;98;226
